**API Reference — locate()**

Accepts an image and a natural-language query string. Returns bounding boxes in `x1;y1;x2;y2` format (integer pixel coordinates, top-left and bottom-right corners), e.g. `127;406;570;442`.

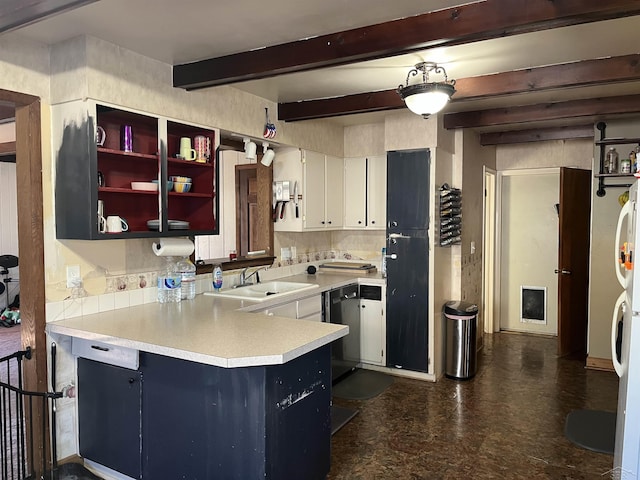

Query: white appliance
612;181;640;479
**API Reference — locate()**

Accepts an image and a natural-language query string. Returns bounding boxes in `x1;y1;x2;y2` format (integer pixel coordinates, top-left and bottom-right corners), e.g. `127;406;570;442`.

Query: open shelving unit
595;122;639;197
54;100;218;239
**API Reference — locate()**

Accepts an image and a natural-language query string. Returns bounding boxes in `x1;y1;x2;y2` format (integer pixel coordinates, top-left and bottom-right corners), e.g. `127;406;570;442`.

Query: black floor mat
332;369;394;401
565;409;616;455
331;405;358;435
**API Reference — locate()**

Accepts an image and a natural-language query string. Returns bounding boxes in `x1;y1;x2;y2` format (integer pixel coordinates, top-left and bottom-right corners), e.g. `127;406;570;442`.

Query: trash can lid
444;301;478;316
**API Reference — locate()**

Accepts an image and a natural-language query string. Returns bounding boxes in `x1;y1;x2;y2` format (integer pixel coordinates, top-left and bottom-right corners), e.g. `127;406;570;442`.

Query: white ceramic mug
96;125;106;146
98;201;106;232
105;216;129;233
179;137;196;161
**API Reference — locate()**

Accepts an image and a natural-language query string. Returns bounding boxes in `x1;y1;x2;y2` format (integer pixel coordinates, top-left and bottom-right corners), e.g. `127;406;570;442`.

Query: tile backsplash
45;247;380;323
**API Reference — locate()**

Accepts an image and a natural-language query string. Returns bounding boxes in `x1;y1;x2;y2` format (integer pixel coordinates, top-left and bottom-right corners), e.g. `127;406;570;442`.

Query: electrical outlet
66;265;81;288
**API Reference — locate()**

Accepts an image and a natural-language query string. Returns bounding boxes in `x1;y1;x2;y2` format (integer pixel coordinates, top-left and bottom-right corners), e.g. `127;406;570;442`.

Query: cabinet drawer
297;295;322;319
72;338;139;370
264;302;298;319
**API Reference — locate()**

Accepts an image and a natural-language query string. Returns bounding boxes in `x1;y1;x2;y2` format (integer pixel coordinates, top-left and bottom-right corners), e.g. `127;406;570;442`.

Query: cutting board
319;262;377;274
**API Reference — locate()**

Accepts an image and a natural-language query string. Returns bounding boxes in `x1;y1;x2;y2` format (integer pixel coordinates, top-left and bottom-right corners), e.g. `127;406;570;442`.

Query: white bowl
131;181;158;191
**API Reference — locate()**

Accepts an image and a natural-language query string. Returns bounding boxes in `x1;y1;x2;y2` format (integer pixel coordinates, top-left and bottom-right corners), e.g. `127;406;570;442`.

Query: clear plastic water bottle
176;257;196;300
212;264;223;291
157;259;182;303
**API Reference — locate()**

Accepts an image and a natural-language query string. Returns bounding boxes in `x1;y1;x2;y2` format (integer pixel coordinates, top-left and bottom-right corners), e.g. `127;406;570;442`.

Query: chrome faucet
239;266;267;286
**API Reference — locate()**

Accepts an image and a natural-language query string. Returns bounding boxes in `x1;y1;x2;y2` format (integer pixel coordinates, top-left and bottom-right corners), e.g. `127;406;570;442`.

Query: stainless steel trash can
444;301;479;379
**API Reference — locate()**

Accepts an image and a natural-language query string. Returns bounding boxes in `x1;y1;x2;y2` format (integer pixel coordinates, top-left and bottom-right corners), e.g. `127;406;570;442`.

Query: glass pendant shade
397;62;456;118
402;85;454;117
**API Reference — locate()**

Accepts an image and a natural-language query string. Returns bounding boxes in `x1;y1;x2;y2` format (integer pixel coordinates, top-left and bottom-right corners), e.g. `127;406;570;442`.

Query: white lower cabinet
359;284;386;366
261;294;322;321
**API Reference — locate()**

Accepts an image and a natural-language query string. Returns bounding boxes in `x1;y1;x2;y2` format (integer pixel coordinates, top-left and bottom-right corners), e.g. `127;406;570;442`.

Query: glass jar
606;147;619;174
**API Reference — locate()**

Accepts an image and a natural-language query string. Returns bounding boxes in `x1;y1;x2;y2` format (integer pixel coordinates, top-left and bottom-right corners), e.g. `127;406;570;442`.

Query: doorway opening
482;167;496;333
0;88;47;476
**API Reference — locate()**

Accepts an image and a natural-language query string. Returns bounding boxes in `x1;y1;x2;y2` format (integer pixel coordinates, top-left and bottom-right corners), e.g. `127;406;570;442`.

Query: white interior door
499;169;559;335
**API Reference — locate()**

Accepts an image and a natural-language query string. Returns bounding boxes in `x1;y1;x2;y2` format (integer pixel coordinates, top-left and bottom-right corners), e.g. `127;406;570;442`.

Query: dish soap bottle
381;247;387;278
212;263;223;291
176;256;196;300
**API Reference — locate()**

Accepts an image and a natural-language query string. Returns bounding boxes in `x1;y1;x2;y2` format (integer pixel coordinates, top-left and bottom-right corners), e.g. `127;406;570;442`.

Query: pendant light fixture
397;62;456;119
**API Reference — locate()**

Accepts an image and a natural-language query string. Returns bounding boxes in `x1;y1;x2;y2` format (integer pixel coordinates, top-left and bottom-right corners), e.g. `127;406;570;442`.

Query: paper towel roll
152;238;195;257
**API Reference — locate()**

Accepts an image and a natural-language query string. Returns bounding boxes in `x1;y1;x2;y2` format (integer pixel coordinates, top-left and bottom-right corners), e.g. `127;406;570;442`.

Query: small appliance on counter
318;262;377;274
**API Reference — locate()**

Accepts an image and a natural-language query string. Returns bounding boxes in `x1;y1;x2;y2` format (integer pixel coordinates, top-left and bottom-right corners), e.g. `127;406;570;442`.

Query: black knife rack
439;184;461;247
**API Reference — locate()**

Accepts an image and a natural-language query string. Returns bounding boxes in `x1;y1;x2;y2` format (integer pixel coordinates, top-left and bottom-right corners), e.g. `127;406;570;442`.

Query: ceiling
5;0;640;139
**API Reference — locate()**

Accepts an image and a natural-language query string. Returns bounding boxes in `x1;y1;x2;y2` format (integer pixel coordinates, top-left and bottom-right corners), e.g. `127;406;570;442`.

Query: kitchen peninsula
47;285;350;480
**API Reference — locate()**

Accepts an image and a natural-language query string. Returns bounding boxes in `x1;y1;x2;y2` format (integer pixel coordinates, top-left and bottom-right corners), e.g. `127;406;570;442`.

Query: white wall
459;130;496;340
499;170;559;335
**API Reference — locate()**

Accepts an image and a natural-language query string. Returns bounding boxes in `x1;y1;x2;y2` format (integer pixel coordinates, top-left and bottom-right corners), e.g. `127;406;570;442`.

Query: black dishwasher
323;284;360;384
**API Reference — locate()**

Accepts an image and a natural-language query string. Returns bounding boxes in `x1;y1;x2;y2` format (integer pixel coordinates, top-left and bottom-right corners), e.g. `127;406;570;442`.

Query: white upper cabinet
344;157;367;228
273;148;344;232
303;150;327;229
324;155;344;229
343;155;386;230
367;155;387;230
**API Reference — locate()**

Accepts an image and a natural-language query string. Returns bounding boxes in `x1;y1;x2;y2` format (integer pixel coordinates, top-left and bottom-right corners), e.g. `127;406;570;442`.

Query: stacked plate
147;219;190;231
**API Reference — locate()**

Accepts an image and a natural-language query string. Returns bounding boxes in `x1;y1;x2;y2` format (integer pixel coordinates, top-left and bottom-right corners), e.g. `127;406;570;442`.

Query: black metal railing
0;344;63;480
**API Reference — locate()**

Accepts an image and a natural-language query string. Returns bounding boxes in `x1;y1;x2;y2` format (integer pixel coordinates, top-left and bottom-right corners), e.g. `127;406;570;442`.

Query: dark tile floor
328;332;619;480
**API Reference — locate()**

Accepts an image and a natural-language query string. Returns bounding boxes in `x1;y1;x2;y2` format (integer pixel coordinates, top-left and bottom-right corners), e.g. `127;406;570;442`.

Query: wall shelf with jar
595;121;640;197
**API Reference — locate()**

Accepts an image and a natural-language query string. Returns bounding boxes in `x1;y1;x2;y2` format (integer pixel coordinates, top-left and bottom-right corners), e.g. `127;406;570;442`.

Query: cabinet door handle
91;345;109;352
327;220;332;224
321;221;325;225
358;220;362;224
371;220;376;224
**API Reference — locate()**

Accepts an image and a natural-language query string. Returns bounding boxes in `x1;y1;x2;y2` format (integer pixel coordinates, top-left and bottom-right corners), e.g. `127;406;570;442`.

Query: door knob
554;269;571;275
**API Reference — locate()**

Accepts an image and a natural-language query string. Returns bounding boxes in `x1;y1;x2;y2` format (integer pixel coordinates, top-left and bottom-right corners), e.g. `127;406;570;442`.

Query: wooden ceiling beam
479;125;594;146
278;54;640;121
443;95;640;129
173;0;640;90
0;0;98;34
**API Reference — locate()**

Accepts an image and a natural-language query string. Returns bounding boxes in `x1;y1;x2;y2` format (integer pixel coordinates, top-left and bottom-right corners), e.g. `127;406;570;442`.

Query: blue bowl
152;180;174;191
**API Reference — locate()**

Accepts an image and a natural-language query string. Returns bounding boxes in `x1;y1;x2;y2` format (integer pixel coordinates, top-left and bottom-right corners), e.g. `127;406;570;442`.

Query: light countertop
47;271;384;368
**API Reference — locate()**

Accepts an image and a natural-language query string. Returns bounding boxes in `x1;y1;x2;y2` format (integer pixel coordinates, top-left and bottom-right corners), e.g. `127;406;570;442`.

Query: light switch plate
66;265;81;288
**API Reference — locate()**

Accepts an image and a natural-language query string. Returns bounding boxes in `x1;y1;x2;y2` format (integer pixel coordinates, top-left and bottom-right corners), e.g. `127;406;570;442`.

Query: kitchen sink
204;281;319;302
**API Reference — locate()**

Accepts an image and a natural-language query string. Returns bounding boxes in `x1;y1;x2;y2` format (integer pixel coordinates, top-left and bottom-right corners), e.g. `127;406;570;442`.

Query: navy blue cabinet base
78;346;332;479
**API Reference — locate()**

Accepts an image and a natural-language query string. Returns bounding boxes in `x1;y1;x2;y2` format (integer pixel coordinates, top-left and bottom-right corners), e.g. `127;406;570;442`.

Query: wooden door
557;167;592;357
235;163;273;257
